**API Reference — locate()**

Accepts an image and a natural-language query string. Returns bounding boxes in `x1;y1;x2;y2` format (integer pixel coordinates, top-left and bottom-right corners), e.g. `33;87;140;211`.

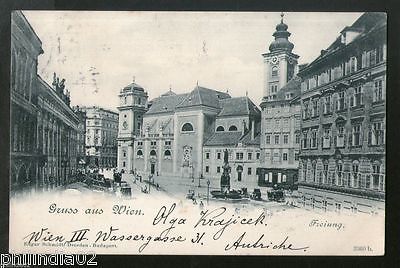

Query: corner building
259;15;301;189
297;12;386;214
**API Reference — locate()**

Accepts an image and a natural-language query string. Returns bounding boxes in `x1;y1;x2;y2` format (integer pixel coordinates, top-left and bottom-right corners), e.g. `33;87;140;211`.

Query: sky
23;11;362;111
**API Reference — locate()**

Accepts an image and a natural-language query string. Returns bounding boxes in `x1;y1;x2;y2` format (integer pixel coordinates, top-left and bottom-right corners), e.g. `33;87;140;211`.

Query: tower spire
280;12;284;23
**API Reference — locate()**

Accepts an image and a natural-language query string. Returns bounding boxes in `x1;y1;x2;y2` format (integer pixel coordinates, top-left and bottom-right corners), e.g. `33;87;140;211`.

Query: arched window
216;126;224;132
312;160;317;182
271;66;278;77
136;150;143;158
228;125;238;131
181;122;194;132
150;150;157;156
352;160;360;188
164;150;171;157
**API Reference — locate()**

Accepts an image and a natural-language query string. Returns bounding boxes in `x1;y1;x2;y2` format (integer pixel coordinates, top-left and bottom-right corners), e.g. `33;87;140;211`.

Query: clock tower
262;13;299;99
117;78;148;172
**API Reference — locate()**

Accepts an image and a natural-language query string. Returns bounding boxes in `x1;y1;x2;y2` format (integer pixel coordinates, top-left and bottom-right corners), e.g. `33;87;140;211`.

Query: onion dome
269;13;294;53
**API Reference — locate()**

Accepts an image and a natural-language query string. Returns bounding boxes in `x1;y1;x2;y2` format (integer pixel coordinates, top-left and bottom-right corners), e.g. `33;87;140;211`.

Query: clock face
271;56;278;64
122;121;128;130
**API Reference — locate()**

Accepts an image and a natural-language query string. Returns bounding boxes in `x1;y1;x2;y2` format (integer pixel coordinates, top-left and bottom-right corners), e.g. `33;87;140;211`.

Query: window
275;119;280;128
217;166;221;173
336;92;346;111
373;79;384;102
123;150;126;157
123;161;126;167
271;66;278;77
295;132;300;144
323;162;329;184
294;152;299;161
205;166;210;173
303;102;309;119
150;141;157;146
150;150;156;156
165;140;171;146
336;126;345;148
283;153;288;161
350;56;357;73
228;125;238;131
248;167;252;175
372;162;384;191
256;152;260;160
270;84;278;94
266;134;271;144
311;130;317;149
369;122;384;146
216;126;224;132
247;152;252;160
337;162;343;186
137;141;143;146
352;161;360;188
322;128;331;148
164;150;171;158
302;131;308;149
312;161;317;182
351;86;363;107
312;99;319;117
324;95;331;114
351;124;362;146
283;134;289;144
205;152;210;159
181;123;194;132
236;152;243;160
274;135;280;144
217;152;221;160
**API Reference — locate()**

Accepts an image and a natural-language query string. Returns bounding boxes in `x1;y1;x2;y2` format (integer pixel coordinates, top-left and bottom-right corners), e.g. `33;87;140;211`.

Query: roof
299;12;386;76
146;93;189;115
240;130;261;146
176;86;231;109
204;132;243;146
218;97;261;117
121;82;144;93
204;128;260;147
275;76;301;101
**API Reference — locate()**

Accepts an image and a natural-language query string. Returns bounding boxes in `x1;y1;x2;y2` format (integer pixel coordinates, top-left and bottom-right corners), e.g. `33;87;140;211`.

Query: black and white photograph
8;10;386;256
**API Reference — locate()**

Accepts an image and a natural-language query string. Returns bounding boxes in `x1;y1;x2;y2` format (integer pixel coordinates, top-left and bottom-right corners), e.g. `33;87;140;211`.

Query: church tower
262;13;299;99
117;78;148;172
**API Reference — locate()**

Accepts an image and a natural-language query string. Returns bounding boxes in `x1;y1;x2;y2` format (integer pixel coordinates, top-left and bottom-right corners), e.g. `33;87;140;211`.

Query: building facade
82;106;119;168
116;82;262;189
73;106;87;169
203;97;261;190
11;11;80;193
258;15;301;189
297;12;386;214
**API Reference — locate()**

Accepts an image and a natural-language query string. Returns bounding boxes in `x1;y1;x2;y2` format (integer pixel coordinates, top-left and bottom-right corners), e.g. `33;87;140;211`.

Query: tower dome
268;13;294;53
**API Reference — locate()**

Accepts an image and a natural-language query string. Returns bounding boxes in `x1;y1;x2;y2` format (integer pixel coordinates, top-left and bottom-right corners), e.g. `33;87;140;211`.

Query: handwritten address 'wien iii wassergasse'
23;203;310;253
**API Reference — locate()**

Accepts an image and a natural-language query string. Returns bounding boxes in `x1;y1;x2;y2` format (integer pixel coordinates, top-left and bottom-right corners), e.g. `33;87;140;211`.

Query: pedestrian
199;201;204;209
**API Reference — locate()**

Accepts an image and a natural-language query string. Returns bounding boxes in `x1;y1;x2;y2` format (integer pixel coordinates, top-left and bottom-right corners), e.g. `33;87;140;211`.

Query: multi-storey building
297;12;386;214
11;11;80;193
203;97;261;190
73;106;87;168
82;106;119;168
258;14;301;188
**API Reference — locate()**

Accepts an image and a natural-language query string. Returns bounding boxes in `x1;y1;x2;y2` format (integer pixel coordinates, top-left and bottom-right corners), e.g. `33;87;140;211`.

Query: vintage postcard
9;11;386;255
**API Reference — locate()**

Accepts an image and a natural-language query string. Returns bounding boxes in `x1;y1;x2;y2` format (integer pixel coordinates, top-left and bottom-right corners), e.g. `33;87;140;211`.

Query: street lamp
207;179;210;205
